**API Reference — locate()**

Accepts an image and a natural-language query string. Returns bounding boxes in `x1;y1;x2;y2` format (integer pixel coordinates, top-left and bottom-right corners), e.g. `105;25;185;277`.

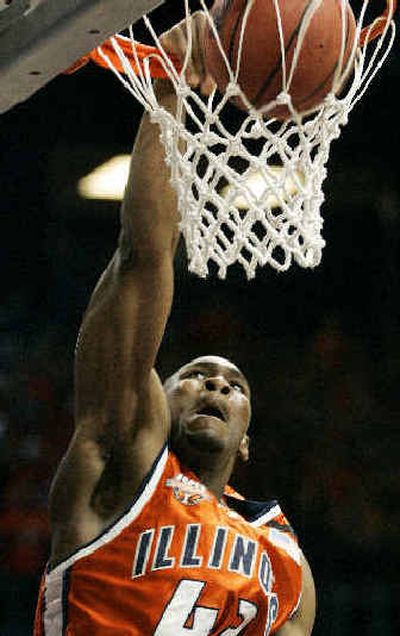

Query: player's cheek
173;381;191;398
179;379;196;392
240;398;251;424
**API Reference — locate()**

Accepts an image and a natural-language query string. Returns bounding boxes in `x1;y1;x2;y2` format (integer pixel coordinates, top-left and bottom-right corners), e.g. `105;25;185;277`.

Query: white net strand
97;0;396;279
349;12;396;108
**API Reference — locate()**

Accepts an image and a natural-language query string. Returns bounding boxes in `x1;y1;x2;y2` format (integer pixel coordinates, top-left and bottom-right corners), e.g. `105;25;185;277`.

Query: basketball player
34;13;316;635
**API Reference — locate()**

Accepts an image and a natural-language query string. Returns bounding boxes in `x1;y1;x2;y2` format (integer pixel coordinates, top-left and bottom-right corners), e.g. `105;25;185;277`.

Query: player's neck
188;455;235;501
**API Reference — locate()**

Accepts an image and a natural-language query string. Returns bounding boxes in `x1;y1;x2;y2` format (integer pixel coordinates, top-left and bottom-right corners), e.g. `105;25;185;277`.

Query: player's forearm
119;80;180;263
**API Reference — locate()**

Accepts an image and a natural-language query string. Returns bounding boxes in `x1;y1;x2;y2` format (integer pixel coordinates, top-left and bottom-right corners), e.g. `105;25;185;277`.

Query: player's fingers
160;12;210;91
160;24;199;87
191;12;207;81
177;27;200;86
180;12;206;88
200;74;216;97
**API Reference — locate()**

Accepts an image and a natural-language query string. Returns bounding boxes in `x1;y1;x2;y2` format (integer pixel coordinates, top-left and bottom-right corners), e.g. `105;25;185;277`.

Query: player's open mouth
196;406;226;421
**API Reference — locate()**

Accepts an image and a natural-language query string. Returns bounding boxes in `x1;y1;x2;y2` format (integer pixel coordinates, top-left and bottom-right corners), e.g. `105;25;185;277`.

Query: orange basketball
204;0;357;119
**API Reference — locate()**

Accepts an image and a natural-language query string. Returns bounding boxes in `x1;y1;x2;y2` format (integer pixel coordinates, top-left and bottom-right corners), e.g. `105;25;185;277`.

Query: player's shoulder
223;487;302;568
224;486;296;535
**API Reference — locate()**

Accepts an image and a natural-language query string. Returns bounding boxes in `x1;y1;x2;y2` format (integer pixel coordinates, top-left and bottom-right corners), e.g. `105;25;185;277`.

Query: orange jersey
34;445;302;635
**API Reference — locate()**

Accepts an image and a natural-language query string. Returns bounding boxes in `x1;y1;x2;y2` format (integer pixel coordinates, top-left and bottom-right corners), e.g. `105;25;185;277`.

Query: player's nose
204;376;230;395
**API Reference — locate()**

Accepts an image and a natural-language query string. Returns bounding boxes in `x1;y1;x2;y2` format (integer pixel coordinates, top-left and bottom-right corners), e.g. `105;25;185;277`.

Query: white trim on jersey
43;571;64;636
289;587;303;620
250;504;282;527
42;445;169;635
250;504;302;566
268;527;302;566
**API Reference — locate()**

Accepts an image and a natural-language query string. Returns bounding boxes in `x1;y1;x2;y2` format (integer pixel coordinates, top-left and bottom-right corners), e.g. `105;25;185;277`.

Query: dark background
0;2;399;634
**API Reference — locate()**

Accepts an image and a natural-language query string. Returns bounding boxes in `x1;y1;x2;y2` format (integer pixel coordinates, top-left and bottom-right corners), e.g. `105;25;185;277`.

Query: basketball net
69;0;396;278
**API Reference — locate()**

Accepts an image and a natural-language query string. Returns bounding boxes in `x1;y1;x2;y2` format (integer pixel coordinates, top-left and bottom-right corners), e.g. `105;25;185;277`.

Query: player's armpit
276;553;316;636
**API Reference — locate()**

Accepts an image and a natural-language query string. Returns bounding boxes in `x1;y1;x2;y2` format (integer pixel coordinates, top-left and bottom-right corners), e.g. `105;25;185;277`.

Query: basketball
203;0;357;118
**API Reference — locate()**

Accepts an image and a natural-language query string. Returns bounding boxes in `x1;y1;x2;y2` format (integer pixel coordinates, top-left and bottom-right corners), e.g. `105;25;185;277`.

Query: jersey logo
165;473;212;506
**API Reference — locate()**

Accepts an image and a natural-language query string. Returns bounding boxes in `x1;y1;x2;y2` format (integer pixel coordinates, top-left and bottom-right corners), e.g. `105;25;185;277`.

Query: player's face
165;356;251;462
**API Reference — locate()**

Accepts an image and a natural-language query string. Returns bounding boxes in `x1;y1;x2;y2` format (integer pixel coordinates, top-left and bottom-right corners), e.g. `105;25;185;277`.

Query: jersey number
154;579;258;635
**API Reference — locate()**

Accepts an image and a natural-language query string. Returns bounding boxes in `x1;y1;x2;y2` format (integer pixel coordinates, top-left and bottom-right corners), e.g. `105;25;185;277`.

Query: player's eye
231;381;244;393
184;370;205;380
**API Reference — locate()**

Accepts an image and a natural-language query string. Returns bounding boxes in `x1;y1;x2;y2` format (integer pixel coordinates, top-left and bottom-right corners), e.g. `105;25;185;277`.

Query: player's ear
238;434;250;463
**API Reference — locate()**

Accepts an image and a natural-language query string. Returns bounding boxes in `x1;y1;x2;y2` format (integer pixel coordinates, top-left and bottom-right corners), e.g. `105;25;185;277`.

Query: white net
97;0;396;278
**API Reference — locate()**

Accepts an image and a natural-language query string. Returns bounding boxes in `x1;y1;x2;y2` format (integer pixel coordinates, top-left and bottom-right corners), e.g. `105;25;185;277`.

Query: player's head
164;355;251;469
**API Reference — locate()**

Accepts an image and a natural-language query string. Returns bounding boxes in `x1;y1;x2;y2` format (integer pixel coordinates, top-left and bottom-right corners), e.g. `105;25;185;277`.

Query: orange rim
65;37;176;78
360;0;397;45
65;0;396;78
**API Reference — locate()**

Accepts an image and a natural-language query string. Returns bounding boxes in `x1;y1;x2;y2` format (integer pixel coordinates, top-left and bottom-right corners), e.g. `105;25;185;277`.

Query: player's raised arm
74;12;214;457
48;13;215;564
47;81;179;563
74;78;179;452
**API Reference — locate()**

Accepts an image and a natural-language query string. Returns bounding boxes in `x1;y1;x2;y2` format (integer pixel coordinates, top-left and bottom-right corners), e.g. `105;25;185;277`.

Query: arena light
78;154;130;200
220;166;303;210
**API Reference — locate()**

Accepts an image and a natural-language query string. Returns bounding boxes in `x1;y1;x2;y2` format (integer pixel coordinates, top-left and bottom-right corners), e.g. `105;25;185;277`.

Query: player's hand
160;11;216;96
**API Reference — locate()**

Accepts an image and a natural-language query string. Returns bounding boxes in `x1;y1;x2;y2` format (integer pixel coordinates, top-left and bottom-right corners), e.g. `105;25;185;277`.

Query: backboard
0;0;163;114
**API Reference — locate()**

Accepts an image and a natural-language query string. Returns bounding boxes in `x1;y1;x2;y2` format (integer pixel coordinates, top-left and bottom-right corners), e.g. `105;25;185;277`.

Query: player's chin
185;415;229;450
184;427;227;453
171;423;227;455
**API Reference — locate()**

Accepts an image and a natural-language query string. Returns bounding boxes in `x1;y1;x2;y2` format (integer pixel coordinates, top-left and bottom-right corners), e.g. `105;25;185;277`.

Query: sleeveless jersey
34;445;302;635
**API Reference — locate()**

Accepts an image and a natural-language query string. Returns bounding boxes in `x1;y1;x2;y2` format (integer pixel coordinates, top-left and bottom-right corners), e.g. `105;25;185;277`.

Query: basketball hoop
68;0;396;279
